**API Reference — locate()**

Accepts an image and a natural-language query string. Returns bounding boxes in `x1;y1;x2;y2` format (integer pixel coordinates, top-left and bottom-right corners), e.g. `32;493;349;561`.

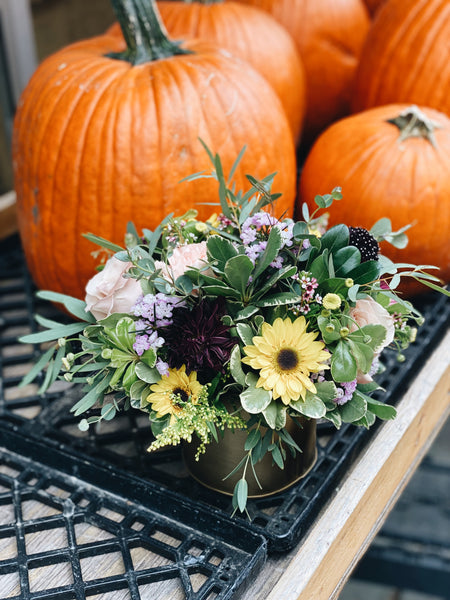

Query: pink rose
155;241;212;281
85;257;142;320
349;297;395;384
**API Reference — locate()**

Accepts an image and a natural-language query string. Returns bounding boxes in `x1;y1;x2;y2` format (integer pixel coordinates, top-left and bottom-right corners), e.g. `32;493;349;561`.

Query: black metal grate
0;237;449;555
0;425;266;600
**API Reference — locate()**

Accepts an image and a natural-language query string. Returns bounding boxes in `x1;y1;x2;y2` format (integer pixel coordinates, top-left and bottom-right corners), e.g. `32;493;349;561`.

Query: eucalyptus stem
109;0;191;65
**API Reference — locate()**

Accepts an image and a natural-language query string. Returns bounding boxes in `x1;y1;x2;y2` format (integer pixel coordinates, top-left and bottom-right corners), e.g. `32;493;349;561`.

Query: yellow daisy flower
242;317;330;405
143;365;202;424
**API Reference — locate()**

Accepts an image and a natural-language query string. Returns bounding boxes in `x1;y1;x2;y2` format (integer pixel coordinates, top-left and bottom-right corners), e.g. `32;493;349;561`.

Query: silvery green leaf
370;217;392;239
240;386;272;414
36;290;96;323
135;363;161;384
71;372;113;416
18;322;87;344
245;372;258;387
18;345;57;387
263;401;286;429
314;381;338;403
234;478;248;513
230;345;246;386
254;292;303;308
348;284;360;303
101;403;116;421
290;394;326;419
236;323;255;346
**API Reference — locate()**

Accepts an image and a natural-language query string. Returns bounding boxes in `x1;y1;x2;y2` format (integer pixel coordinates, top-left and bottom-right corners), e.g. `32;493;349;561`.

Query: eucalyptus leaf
234;478;248;513
36;291;96;323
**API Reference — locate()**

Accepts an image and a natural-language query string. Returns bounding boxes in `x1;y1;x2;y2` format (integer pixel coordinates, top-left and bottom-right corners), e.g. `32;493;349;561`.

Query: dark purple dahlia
162;300;237;378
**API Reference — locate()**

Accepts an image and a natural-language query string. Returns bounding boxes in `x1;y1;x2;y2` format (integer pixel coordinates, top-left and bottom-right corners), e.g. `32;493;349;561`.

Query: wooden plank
0;191;17;240
242;331;449;600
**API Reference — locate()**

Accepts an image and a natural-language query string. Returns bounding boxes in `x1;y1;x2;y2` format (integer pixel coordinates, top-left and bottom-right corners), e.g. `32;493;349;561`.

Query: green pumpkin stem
109;0;191;64
387;105;442;148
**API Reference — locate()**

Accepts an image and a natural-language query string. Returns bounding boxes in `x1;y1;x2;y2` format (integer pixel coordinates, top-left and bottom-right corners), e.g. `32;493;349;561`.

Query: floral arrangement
20;147;448;513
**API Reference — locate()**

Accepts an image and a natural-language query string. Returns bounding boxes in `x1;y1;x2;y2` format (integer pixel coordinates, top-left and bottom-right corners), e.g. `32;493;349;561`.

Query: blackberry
349;227;380;262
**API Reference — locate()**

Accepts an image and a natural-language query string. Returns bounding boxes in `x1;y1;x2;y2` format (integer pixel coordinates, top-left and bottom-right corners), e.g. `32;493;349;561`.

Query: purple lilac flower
156;358;169;376
240;212;293;264
334;378;357;405
133;330;165;357
132;293;184;328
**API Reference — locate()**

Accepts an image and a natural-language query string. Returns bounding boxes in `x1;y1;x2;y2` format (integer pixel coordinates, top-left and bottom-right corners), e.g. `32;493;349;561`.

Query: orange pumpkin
13;0;296;299
298;105;450;294
233;0;370;145
353;0;450;115
362;0;386;16
108;0;306;143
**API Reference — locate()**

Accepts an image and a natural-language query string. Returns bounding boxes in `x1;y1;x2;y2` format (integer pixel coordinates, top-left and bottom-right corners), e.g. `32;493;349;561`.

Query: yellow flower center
276;348;299;372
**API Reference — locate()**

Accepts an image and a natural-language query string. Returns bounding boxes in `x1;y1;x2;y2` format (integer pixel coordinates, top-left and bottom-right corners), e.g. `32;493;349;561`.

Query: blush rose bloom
155;241;212;281
349;297;395;384
85;257;143;320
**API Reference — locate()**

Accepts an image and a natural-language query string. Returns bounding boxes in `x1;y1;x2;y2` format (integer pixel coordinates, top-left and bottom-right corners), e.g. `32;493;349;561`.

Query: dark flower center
277;348;299;371
172;388;189;405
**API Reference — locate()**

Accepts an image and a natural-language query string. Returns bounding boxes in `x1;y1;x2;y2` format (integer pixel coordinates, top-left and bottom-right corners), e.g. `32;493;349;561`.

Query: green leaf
78;419;90;432
207;236;238;271
236;322;255;346
101;403;117;421
36;291;96;323
324;410;342;429
348;339;374;373
370;218;392;239
230;345;246;386
347;260;380;285
339;393;367;423
349;323;387;352
314;381;338;403
140;348;157;368
135;363;161;384
235;305;260;321
270;444;284;469
228;145;246;184
130;380;148;402
253;226;282;278
366;397;397;420
290;394;326;418
320;224;349;253
18;345;57;387
331;340;358;383
18;322;87;344
244;428;261;451
70;372;113;416
254;292;303;308
224;255;254;295
263;401;286;429
202;285;241;299
240;386;272;414
234;478;248;513
309;252;330;282
333;247;361;276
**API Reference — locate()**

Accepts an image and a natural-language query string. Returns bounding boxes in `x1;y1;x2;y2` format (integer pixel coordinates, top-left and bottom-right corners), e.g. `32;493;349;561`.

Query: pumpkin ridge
51;64;128;293
19;60;123;292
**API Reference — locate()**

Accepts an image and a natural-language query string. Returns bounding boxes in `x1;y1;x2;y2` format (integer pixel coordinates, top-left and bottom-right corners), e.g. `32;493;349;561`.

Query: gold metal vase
182;414;317;498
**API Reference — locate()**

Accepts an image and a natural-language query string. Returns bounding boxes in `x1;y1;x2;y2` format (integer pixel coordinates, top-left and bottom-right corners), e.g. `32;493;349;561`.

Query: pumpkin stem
387;105;442;148
109;0;191;64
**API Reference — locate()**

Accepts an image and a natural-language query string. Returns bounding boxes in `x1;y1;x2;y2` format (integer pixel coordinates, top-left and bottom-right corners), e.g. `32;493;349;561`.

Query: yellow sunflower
143;365;202;424
242;317;330;405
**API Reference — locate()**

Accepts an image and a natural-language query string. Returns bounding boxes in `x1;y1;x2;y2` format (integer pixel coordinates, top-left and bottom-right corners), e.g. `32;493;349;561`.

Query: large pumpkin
13;0;296;299
362;0;386;16
108;0;306;143
352;0;450;116
233;0;370;145
298;105;450;294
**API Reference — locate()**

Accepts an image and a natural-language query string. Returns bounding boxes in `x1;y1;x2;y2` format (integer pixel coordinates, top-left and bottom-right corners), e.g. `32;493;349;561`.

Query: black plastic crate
0;424;266;600
0;237;449;555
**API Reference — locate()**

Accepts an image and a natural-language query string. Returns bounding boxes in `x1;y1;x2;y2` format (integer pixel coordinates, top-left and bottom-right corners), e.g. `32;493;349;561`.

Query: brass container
182;415;317;498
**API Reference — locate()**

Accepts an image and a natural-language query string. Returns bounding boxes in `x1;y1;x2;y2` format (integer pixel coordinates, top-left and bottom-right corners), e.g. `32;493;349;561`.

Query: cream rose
85;257;142;320
349;297;395;383
155;241;212;281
